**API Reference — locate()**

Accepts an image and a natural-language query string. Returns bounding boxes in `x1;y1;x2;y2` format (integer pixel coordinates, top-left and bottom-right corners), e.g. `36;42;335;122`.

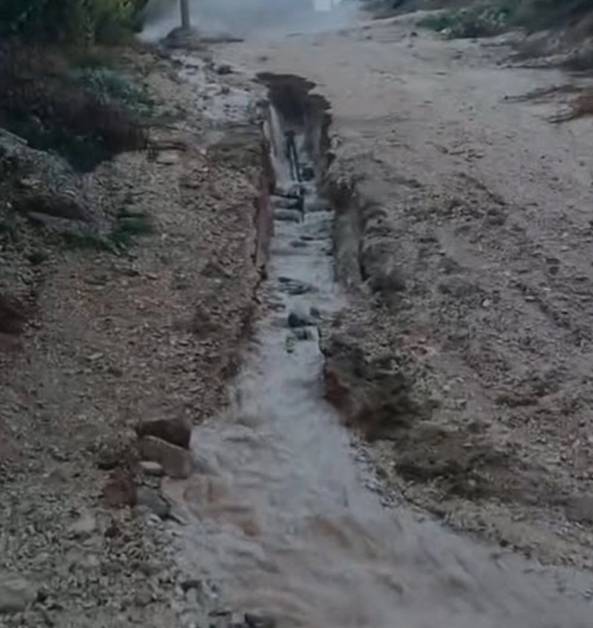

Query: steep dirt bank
221;13;593;568
0;46;269;626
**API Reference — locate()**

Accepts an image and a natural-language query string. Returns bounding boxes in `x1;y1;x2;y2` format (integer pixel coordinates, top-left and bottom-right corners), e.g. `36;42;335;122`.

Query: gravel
0;46;265;627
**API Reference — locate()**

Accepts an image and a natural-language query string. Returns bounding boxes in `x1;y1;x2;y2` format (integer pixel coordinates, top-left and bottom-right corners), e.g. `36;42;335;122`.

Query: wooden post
180;0;191;30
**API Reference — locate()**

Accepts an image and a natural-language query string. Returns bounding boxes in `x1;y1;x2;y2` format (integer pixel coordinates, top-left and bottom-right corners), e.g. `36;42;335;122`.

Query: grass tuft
63;210;154;253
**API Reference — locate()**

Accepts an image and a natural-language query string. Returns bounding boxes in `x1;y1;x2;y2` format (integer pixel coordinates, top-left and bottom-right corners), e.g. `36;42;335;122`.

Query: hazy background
141;0;354;41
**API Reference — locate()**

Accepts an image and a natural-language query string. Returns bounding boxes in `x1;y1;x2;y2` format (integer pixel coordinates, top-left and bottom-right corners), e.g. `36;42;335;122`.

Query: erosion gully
164;71;593;628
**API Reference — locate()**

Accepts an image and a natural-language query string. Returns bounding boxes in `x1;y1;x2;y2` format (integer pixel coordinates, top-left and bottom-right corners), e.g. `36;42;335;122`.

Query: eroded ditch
165;75;593;628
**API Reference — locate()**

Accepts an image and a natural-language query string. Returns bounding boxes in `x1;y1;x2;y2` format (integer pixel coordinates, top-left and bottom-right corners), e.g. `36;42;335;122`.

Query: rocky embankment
0;46;270;626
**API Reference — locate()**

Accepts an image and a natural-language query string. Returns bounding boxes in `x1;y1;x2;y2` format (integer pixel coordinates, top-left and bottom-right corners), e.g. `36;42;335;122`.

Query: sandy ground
217;13;593;567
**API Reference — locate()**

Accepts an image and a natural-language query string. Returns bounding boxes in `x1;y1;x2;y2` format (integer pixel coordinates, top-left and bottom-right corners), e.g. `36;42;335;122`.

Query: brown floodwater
164;91;593;626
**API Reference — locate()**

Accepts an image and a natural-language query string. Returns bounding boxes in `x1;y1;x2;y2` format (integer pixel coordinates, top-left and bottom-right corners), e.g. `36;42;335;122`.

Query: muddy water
166;100;593;627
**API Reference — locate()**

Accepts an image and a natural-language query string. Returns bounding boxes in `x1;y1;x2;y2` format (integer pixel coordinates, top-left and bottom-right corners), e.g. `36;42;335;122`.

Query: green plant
417;12;460;33
419;3;519;38
62;231;114;252
0;44;148;172
419;0;593;39
110;210;154;247
70;66;154;114
63;210;154;253
0;0;148;44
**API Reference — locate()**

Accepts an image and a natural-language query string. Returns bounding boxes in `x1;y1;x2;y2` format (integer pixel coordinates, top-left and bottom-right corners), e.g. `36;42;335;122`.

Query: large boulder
138;436;192;479
135;417;192;449
0;130;95;226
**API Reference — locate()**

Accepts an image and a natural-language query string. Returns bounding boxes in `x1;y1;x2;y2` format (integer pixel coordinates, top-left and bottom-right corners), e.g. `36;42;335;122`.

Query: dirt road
5;5;593;626
152;10;593;626
215;13;593;567
0;50;266;627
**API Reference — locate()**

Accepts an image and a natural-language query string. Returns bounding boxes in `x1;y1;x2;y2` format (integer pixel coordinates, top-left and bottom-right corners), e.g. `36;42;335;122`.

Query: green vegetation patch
69;66;155;116
419;0;593;39
0;44;149;172
418;2;519;38
0;0;148;45
63;209;154;253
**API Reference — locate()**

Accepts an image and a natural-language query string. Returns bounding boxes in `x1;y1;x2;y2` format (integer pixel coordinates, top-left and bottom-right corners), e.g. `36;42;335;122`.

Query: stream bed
165;83;593;628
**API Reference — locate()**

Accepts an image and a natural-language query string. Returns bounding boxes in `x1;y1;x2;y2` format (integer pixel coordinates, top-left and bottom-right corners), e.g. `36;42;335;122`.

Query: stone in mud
300;165;315;181
136;417;192;449
139;460;165;476
138;436;192;479
0;573;37;614
216;63;233;75
156;151;181;165
270;195;300;210
136;487;171;519
274;209;301;223
278;277;315;295
305;198;330;213
180;579;202;593
293;328;314;341
245;612;276;628
288;311;315;328
275;183;302;198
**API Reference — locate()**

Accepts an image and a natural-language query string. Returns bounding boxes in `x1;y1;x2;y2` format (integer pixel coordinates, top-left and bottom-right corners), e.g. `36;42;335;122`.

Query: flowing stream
165;74;593;628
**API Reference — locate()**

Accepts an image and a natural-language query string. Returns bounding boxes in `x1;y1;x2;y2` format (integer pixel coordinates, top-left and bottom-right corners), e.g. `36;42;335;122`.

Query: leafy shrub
0;43;147;171
70;67;154;115
63;209;154;252
419;2;519;38
0;0;148;44
419;0;593;39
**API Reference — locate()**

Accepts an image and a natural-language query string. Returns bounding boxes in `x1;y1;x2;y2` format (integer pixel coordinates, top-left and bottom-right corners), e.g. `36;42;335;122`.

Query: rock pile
136;417;193;480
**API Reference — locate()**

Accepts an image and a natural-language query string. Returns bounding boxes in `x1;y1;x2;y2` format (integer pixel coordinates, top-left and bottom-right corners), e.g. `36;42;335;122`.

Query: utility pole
180;0;191;30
